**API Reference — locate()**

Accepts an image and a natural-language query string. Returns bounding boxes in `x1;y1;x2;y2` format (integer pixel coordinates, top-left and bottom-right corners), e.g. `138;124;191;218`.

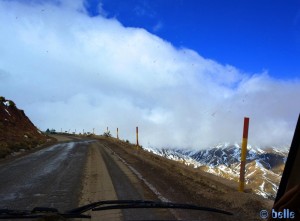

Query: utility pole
117;128;119;139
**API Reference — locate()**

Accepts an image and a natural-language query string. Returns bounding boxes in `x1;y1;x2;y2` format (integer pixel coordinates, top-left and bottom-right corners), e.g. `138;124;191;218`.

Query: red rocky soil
0;97;48;158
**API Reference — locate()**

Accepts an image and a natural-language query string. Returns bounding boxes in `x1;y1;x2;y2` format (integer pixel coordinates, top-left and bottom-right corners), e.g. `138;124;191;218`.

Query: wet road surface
0;138;174;220
0;140;90;211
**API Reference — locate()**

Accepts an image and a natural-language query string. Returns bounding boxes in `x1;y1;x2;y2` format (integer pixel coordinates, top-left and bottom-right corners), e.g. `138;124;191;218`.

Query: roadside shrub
0;144;11;158
8;100;16;107
0;96;5;102
103;131;112;137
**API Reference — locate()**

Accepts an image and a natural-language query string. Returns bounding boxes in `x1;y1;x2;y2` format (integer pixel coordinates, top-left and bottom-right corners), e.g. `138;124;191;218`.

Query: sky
91;0;300;79
0;0;299;149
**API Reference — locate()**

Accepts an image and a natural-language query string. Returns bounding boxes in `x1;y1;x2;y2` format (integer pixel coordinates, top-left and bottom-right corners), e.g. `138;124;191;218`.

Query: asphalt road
0;137;174;220
0;140;90;211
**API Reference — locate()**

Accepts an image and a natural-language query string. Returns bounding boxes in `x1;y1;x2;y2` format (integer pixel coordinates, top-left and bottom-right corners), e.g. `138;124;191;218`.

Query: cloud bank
0;0;299;149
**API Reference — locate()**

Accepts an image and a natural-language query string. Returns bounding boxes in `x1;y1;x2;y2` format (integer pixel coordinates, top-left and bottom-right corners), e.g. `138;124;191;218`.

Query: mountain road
0;137;174;220
0;135;270;220
0;139;89;211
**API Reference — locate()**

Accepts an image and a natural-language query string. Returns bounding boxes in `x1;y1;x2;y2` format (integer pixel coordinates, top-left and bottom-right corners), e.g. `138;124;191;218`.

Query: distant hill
0;96;47;158
144;143;288;200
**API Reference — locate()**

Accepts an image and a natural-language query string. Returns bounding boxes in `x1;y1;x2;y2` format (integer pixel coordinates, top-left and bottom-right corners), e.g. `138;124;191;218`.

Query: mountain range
144;143;288;199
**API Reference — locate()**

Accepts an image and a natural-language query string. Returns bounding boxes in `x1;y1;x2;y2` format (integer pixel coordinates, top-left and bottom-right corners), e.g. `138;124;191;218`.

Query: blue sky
86;0;300;79
1;0;300;149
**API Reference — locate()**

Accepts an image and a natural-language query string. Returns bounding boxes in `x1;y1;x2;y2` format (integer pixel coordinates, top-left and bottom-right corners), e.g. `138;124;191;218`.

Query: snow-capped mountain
143;144;288;199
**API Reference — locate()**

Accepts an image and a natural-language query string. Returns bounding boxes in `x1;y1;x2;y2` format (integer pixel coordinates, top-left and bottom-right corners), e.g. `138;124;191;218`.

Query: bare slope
0;96;47;157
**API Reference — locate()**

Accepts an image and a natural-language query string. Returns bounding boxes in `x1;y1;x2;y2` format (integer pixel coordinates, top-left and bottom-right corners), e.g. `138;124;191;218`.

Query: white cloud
0;0;299;149
152;21;163;32
96;1;108;17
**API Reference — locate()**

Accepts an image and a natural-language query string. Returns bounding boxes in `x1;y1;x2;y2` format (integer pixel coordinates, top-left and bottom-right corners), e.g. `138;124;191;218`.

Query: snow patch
256;147;265;154
4;108;11;116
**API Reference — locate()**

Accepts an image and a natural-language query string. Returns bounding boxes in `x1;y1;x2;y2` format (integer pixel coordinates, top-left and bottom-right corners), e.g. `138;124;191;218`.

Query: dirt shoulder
0;136;56;164
0;134;83;165
79;141;175;221
79;141;122;221
94;137;273;221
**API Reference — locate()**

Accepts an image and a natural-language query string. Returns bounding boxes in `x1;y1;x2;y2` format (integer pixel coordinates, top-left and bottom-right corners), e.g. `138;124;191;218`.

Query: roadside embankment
94;136;273;221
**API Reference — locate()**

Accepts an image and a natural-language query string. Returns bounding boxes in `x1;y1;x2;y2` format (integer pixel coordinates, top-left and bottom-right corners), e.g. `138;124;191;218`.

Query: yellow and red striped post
239;117;250;192
117;128;119;139
136;126;139;147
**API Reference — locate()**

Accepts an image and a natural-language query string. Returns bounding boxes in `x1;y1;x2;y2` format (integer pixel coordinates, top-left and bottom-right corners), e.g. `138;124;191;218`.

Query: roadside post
239;117;250;192
136;126;139;147
117;128;119;139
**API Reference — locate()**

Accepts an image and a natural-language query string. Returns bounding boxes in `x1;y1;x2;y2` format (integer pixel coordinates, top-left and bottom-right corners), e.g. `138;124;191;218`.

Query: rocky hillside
0;96;47;158
144;143;288;200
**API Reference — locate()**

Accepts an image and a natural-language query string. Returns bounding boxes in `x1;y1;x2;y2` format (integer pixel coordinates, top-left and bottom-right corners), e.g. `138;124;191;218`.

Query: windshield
0;0;300;220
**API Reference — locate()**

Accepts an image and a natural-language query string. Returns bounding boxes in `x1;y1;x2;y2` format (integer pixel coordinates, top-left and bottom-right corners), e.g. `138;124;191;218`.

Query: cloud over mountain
0;0;299;149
